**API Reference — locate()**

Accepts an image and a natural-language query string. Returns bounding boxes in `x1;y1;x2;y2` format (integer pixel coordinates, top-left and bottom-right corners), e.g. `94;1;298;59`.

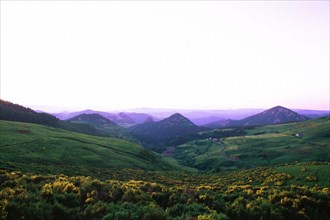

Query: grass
160;155;198;172
1;117;329;219
1;162;329;219
275;162;330;187
67;120;133;140
173;118;330;170
1;118;329;176
0;120;170;175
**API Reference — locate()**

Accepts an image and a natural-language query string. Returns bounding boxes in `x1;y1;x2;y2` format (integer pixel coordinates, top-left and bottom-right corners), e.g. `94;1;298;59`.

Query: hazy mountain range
52;110;158;127
1;98;329;160
206;106;310;128
49;107;328;127
2;99;328;128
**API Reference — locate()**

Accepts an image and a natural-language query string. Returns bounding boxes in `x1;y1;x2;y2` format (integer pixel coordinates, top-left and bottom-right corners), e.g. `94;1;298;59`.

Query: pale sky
1;1;329;111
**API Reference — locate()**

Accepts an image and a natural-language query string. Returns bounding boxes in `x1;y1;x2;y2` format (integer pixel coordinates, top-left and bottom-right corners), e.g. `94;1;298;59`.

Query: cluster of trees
1;165;329;219
0;100;58;126
0;100;114;137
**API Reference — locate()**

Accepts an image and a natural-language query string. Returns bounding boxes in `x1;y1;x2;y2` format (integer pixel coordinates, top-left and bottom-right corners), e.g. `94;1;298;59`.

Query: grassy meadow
0;120;169;175
173;118;330;170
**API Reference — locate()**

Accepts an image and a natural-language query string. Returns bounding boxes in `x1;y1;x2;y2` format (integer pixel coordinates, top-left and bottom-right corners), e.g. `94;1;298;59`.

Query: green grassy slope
0;120;169;175
275;162;330;187
173;118;330;170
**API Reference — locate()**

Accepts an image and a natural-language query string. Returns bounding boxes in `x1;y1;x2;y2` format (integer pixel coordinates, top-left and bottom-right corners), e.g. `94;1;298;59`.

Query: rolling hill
0;99;58;126
173;117;329;170
0;100;111;137
0;120;170;175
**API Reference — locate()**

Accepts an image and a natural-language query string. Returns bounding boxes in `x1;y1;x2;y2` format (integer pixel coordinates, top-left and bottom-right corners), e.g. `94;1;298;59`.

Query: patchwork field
173;118;330;170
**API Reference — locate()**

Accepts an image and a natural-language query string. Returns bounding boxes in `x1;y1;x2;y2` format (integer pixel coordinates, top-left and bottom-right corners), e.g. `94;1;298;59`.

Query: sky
1;1;329;112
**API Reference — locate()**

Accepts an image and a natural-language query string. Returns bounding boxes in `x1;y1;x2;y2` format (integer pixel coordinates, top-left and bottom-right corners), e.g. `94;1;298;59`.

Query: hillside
0;120;170;174
0;100;111;137
67;113;117;125
66;113;134;140
0;99;58;126
130;113;205;152
207;106;309;128
173;117;330;170
1;162;329;219
237;106;309;126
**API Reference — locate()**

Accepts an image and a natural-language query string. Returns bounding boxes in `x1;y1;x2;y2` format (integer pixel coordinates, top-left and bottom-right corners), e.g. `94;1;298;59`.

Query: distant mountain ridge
53;110;157;127
207;106;309;128
66;113;135;139
293;109;330;119
237;106;309;126
67;113;117;126
49;107;329;127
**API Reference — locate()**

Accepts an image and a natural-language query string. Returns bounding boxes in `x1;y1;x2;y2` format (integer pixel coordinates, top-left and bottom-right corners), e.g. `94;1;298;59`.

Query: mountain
212;106;309;128
294;109;330;119
204;119;237;128
52;110;116;121
67;113;117;126
236;106;309;126
190;116;225;126
66;113;133;139
52;110;157;127
129;113;204;152
143;116;155;124
123;112;159;124
126;108;267;123
205;106;310;128
0;100;112;137
0;99;59;126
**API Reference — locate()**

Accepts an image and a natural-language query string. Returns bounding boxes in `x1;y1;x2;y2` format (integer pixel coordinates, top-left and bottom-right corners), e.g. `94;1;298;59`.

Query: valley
173;118;329;170
0;99;329;219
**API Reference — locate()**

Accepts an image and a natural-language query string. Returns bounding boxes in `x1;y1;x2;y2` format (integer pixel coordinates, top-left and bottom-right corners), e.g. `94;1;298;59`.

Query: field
173;118;330;170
